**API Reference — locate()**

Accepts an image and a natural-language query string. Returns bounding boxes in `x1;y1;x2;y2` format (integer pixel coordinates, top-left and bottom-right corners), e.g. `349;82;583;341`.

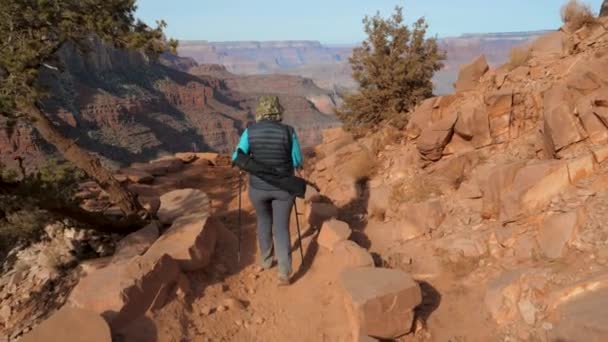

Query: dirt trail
138;162;497;342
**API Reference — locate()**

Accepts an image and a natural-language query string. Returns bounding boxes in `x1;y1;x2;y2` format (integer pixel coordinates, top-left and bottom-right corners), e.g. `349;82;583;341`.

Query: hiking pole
237;171;243;264
293;201;305;263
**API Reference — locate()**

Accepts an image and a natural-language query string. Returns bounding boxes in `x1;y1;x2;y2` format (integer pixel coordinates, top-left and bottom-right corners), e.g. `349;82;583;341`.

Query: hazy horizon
137;0;604;44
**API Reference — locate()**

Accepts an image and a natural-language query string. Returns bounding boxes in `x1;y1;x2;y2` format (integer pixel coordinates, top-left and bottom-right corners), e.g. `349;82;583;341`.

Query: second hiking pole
293;201;305;263
237;172;242;264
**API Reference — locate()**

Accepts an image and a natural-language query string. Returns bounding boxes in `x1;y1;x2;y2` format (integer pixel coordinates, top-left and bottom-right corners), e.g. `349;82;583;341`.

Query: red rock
549;289;608;342
173;152;198;163
579;111;608;144
340;267;422;339
592;145;608;163
480;162;527;219
318;219;352;251
443;133;475;156
399;200;445;232
485;270;525;325
158;189;211;225
543;85;585;151
485;89;513;141
69;254;181;330
144;214;219;272
367;185;391;218
454;99;492;148
458;180;483;199
416;113;458;161
530;31;565;59
538;209;586;260
21;307;111;342
121;168;154;184
567;153;596;184
500;161;571;222
454;55;489;92
438;236;488;259
333;240;375;269
315;128;355;157
113;222;160;262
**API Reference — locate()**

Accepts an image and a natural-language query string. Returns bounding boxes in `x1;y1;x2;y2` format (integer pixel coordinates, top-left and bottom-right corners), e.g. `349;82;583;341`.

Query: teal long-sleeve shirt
231;128;303;168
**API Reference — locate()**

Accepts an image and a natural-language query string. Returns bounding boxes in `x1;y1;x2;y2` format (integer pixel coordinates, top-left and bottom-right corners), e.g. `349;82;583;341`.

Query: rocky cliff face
0;38;339;170
305;18;608;341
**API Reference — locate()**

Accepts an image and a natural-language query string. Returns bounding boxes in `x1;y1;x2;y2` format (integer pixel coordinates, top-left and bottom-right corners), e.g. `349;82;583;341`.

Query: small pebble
542;322;554;331
216;305;228;313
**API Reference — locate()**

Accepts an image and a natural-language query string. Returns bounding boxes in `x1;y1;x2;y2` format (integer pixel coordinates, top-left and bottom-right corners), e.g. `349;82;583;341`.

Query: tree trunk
26;105;146;219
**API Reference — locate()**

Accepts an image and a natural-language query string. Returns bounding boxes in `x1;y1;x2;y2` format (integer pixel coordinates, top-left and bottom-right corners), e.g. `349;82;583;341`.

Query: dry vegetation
391;176;444;204
561;0;597;31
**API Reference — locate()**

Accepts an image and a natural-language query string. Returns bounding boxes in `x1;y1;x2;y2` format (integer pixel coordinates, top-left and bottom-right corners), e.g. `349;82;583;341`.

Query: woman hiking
231;96;303;286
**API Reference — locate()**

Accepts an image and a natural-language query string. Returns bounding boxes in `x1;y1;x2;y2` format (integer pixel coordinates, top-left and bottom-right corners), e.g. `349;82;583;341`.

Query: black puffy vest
247;120;294;191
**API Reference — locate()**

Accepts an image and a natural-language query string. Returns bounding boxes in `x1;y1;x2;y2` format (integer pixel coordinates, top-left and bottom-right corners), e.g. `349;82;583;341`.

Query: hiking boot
277;274;291;287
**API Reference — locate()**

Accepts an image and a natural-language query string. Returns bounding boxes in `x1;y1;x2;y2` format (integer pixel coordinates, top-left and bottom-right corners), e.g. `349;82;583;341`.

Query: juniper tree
337;6;446;130
0;0;177;218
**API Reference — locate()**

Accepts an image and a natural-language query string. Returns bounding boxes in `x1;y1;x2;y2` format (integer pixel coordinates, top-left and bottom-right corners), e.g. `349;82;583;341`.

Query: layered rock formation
179;31;551;94
0;38;339;171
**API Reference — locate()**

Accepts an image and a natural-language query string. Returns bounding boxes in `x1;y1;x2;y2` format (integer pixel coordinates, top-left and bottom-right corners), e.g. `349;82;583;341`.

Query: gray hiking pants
248;186;295;277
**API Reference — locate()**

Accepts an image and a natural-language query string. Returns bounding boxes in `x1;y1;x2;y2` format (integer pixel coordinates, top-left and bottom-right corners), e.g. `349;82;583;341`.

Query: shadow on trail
414;281;443;329
338;178;371;248
290;227;320;284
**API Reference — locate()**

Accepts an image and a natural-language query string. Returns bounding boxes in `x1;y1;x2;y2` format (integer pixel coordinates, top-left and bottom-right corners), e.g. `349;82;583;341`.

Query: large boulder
567;153;597;184
113;222;160;262
480;161;527;219
485;89;513;142
549;289;608;342
158;189;210;225
537;209;586;260
542;85;585;152
340;268;422;339
454;98;492;148
454;55;489;92
499;161;571;222
318;219;352;251
416;113;458;161
143;214;219;272
69;254;181;330
332;240;375;269
21;307;111;342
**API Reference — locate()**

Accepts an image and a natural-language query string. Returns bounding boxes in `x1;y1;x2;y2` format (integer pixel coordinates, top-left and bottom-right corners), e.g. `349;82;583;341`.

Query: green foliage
337;7;446;130
0;160;86;259
0;0;178;118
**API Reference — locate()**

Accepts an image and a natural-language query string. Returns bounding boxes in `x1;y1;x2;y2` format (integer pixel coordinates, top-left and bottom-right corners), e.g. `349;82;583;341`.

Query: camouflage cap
256;95;283;122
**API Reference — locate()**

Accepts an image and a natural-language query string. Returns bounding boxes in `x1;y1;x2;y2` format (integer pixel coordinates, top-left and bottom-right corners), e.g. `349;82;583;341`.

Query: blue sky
137;0;604;43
